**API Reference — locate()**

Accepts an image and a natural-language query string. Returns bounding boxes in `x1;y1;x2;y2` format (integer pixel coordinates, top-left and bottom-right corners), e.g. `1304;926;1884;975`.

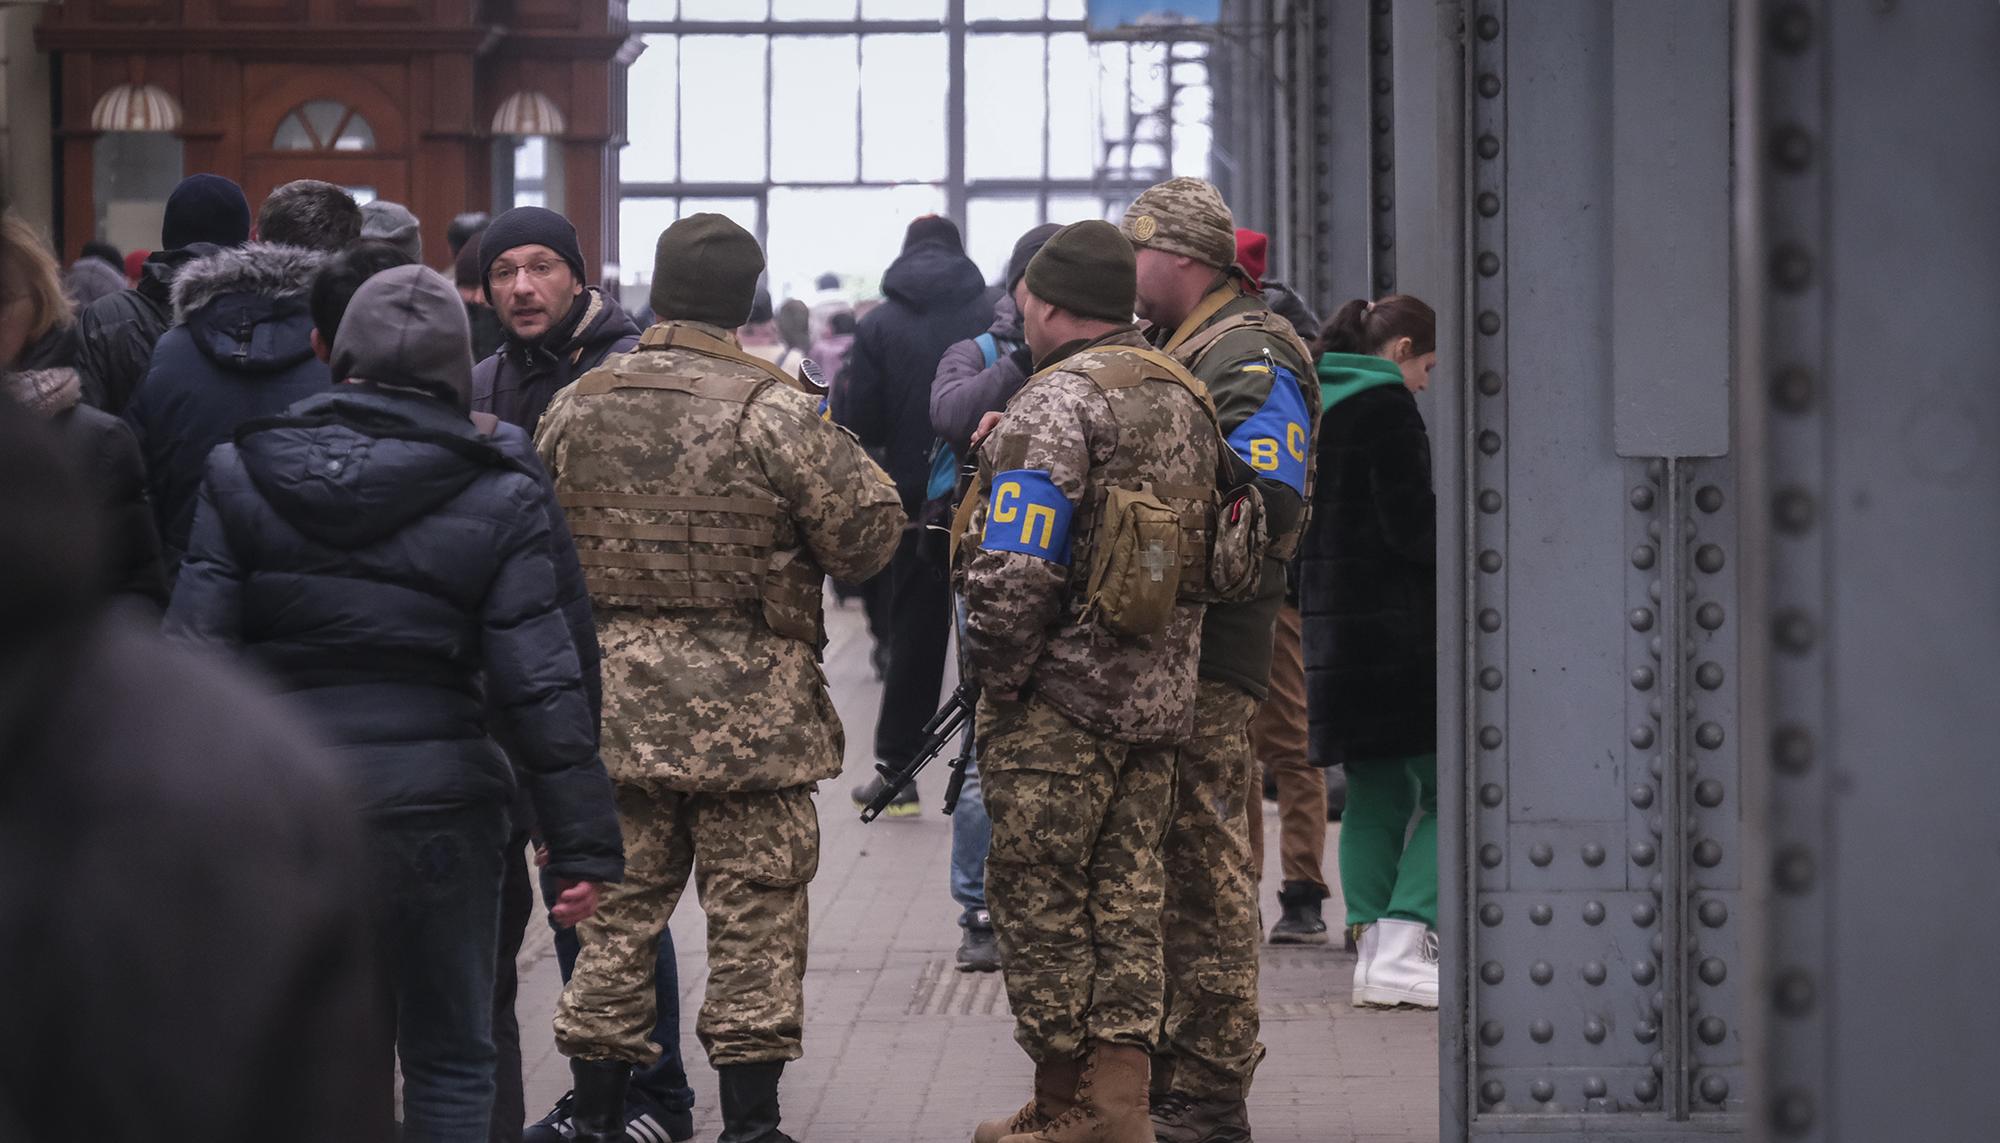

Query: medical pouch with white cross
1080;482;1186;636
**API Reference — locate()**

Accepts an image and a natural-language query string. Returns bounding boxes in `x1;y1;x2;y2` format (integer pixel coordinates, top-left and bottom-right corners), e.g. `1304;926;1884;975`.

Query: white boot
1355;919;1439;1009
1349;922;1378;1008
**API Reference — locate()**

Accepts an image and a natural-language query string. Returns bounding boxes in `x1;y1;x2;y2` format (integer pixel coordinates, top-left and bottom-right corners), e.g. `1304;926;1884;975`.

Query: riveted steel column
1366;0;1396;294
1738;1;1828;1139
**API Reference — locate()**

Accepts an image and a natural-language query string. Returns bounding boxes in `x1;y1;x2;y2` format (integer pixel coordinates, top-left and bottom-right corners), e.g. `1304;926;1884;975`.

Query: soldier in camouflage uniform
540;214;904;1143
957;220;1219;1143
1123;178;1322;1143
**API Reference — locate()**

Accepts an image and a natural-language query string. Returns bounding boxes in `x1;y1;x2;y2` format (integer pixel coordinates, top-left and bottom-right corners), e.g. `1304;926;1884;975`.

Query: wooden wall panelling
215;0;310;21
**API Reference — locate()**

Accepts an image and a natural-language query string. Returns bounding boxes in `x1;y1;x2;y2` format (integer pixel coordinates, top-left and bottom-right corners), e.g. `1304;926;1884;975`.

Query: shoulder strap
975;332;1000;369
1161;286;1241;354
636;322;814;396
1174;309;1316;377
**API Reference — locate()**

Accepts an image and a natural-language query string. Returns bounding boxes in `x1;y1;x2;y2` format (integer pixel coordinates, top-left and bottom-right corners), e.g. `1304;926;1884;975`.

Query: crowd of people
0;168;1441;1143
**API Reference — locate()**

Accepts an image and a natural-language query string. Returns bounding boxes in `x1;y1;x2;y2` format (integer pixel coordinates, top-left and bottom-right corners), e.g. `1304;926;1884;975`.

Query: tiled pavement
513;597;1439;1143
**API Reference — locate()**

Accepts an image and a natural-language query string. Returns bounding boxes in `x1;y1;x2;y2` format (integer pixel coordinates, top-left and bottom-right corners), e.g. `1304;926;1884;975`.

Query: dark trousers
873;528;953;766
546;867;696;1110
490;835;535;1143
367;805;509;1143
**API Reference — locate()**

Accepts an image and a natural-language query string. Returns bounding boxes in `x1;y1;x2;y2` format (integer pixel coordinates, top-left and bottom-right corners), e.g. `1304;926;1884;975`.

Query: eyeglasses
489;260;564;288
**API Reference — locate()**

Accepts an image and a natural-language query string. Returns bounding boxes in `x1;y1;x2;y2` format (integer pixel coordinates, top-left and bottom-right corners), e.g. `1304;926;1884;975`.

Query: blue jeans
368;806;509;1143
950;600;992;926
951;750;991;924
543;868;695;1112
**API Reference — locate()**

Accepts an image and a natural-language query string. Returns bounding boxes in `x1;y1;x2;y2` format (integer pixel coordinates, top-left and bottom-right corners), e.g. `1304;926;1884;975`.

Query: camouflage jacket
958;326;1215;746
1155;284;1321;699
536;321;904;792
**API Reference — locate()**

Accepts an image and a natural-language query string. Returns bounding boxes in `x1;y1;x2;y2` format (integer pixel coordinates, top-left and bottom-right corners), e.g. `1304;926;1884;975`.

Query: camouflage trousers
554;781;819;1067
980;693;1177;1063
1154;679;1266;1100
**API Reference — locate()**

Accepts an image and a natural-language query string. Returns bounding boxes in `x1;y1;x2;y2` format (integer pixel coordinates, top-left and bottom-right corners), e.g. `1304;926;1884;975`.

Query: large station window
617;0;1209;305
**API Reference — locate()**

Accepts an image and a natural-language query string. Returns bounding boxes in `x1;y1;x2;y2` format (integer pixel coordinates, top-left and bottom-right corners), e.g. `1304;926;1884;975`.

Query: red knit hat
1233;228;1268;291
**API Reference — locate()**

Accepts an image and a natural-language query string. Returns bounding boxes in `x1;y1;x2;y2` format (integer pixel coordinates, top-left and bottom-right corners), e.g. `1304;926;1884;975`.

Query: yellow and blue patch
1225;364;1311;494
982;469;1074;564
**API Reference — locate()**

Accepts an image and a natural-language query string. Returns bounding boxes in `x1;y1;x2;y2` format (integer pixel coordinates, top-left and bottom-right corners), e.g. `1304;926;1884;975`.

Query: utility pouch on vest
763;548;826;647
1081;483;1185;637
1208;480;1267;602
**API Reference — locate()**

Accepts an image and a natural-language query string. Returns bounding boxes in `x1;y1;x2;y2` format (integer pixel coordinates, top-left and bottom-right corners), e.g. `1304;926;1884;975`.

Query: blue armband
982;469;1074;565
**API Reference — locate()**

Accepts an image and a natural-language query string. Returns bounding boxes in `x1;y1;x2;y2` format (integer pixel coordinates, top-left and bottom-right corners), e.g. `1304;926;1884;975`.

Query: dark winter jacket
930;292;1032;459
125;244;333;575
1298;353;1437;765
0;398;385;1143
472;287;641;434
75;245;224;414
164;383;623;883
3;365;168;608
832;240;994;514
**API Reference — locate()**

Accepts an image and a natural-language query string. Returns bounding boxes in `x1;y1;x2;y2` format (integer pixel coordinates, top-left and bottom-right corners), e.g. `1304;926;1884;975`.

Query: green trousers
1338;754;1437;929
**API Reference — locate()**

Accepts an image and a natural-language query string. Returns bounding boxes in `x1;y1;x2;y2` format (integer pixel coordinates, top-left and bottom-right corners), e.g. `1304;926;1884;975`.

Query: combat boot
569;1057;632;1143
1149;1092;1253;1143
999;1041;1152;1143
1354;919;1438;1009
973;1053;1082;1143
717;1061;796;1143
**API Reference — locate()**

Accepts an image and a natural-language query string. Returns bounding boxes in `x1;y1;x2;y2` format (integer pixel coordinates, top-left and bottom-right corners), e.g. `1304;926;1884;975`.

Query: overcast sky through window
616;1;1211;305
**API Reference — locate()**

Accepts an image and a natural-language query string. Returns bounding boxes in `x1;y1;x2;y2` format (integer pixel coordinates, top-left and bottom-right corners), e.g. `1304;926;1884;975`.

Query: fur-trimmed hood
168;243;326;375
171;242;327;323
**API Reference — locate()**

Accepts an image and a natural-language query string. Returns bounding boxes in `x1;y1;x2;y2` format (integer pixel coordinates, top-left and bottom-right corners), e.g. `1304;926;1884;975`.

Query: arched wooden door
241;65;410;211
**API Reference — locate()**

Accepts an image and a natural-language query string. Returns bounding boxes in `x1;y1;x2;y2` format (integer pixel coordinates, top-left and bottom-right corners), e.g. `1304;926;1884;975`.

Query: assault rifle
859;678;978;822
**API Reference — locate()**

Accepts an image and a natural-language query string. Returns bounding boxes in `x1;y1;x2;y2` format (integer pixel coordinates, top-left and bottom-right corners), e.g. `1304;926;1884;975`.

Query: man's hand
549;879;602;928
972;410;1005;449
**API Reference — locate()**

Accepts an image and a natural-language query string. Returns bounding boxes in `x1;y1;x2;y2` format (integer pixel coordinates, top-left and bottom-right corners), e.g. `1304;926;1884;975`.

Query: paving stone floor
512;596;1439;1143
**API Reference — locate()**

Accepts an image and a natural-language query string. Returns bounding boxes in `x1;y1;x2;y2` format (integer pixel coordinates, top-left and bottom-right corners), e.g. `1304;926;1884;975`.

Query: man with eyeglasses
469;208;688;1143
472;206;643;436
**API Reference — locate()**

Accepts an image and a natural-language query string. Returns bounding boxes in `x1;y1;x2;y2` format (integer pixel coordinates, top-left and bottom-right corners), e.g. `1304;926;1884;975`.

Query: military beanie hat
1120;176;1237;269
651;213;765;328
1024;219;1136;324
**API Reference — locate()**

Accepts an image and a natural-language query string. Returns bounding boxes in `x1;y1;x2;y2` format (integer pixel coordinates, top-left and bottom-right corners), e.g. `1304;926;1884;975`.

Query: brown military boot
1000;1041;1154;1143
975;1053;1083;1143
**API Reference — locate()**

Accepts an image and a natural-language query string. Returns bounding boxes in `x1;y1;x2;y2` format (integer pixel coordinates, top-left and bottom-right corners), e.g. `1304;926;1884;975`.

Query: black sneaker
957;909;1001;972
522;1091;576;1142
624;1088;694;1143
852;773;919;817
522;1088;695;1143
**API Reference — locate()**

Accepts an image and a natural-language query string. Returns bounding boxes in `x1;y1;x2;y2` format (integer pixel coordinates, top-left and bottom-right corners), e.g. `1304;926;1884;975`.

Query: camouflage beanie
651;213;765;328
1024;220;1136;324
1120;177;1236;269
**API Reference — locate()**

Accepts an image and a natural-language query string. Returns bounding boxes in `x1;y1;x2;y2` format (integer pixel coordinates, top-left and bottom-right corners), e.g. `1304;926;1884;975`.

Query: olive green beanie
650;213;765;327
1023;220;1136;324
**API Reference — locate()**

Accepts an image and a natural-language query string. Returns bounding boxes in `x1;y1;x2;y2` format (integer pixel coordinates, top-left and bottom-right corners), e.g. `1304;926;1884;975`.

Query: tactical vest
953;342;1264;614
554;321;825;645
1162;288;1321;562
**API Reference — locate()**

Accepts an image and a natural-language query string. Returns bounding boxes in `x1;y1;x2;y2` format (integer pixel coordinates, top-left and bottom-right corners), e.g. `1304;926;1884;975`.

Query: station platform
512;597;1439;1143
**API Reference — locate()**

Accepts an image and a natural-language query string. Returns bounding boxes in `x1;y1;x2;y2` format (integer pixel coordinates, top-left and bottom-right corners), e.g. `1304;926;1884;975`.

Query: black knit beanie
1006;223;1063;292
162;174;251;251
478;207;586;301
650;214;765;328
903;214;963;254
1023;220;1136;324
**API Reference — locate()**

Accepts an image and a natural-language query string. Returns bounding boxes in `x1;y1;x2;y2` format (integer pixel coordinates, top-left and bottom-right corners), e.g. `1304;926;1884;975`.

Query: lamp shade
91;84;183;133
492;91;565;137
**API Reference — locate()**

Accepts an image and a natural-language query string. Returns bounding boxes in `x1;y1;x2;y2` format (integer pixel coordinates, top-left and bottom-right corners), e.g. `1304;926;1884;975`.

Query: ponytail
1314;293;1436;359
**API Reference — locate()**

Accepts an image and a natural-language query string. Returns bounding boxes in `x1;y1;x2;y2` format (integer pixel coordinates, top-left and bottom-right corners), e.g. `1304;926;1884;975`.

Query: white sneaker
1354;919;1439;1009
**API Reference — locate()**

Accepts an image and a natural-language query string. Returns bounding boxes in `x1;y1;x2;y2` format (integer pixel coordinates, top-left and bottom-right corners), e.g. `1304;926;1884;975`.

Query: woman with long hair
1299;293;1440;1008
0;214;168;607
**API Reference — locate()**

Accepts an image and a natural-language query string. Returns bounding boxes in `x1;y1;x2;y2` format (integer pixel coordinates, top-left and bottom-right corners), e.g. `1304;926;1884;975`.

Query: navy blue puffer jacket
125;244;334;574
164;385;622;883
